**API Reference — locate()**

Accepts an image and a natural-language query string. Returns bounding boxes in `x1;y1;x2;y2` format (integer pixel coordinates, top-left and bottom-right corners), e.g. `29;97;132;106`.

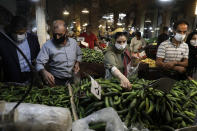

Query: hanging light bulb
31;0;40;2
117;22;122;26
145;19;151;23
159;0;172;2
63;10;70;16
82;8;89;14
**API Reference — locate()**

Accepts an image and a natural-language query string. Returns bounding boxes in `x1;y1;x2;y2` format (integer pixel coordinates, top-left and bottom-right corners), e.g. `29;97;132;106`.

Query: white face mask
115;42;127;50
17;33;26;42
174;33;186;42
190;40;197;46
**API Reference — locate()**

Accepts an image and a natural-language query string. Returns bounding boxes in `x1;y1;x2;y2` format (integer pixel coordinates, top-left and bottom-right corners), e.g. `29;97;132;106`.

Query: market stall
1;75;197;130
80;48;105;78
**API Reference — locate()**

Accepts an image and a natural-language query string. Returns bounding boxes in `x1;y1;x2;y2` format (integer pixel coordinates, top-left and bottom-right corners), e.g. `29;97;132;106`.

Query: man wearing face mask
156;20;189;75
104;32;132;90
0;16;40;83
36;20;82;86
130;32;146;53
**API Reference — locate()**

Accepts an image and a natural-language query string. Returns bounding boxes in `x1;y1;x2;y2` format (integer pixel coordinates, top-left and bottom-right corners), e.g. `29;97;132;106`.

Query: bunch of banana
141;58;156;67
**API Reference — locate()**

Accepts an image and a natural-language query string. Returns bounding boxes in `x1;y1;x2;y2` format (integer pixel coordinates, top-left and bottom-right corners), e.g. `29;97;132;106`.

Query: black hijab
186;31;197;75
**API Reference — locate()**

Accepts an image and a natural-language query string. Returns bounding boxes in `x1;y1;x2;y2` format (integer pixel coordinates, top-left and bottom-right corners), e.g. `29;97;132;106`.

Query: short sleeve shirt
156;40;189;63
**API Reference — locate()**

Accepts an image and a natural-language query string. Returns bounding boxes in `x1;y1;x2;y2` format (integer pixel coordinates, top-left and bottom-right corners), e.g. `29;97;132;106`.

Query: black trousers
20;72;31;82
54;77;73;86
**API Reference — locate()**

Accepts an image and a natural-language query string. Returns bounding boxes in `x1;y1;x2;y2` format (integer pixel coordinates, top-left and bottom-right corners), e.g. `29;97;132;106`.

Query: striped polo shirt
156;40;189;63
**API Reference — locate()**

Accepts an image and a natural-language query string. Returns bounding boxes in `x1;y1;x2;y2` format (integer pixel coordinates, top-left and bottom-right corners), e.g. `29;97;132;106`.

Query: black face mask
53;34;66;44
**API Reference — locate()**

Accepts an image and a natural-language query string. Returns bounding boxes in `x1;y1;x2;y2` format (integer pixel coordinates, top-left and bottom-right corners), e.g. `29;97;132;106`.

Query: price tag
89;76;101;100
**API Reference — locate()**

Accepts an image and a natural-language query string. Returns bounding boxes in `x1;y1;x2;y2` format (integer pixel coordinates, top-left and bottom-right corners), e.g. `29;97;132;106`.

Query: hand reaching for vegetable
41;69;55;87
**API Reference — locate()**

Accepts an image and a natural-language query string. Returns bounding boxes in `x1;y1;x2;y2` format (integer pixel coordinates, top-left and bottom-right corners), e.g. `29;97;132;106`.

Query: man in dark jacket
0;16;40;83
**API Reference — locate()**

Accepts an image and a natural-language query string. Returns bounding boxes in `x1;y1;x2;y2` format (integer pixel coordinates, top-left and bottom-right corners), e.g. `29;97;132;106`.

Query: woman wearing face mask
104;32;132;90
186;32;197;80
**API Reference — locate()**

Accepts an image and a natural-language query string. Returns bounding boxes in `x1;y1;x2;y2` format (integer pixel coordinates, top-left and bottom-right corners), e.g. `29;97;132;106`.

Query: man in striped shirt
156;20;189;74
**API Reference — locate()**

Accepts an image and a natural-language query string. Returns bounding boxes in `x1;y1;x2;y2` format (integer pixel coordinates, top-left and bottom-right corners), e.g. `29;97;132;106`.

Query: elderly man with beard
36;20;82;86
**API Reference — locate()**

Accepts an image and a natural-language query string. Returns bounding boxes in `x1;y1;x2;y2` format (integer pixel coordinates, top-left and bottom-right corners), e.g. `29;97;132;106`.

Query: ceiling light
159;0;172;2
82;8;89;14
83;23;88;27
31;0;40;2
145;19;151;23
117;22;122;26
63;10;70;15
119;13;126;19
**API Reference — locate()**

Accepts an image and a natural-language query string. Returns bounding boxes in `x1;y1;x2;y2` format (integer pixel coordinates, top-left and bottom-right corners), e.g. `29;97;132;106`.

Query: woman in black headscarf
186;31;197;79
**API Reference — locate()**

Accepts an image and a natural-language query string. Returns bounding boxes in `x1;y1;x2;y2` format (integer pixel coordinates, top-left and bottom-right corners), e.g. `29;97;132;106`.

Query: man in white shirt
130;32;146;53
156;20;189;74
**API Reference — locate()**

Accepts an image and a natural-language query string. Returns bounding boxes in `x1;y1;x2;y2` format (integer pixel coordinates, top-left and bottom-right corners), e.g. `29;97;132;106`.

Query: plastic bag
128;123;149;131
72;107;128;131
1;102;72;131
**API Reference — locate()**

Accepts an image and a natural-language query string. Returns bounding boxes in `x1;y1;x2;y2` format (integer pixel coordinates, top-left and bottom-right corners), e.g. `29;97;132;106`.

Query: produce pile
74;77;197;130
0;76;197;130
81;48;104;63
140;58;156;67
0;84;71;108
145;37;158;44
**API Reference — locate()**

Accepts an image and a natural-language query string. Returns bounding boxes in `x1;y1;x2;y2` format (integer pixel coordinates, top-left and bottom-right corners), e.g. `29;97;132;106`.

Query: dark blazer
0;32;40;82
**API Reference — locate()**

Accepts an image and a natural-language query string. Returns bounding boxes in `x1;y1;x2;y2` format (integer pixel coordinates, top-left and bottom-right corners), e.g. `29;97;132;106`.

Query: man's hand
164;61;177;69
73;61;80;74
41;70;55;87
173;66;186;74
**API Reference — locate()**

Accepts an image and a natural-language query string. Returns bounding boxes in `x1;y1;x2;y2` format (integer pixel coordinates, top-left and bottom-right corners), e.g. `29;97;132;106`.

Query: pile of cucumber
74;77;197;130
0;76;197;130
81;48;104;63
0;84;71;108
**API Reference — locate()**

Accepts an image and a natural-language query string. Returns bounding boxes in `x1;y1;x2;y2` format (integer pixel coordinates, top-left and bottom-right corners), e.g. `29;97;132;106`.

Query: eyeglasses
116;40;126;44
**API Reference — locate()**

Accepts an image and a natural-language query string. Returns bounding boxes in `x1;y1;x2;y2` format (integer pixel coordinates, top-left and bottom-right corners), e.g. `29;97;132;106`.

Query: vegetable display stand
138;63;162;80
138;63;187;80
74;77;197;130
79;62;105;78
1;76;197;130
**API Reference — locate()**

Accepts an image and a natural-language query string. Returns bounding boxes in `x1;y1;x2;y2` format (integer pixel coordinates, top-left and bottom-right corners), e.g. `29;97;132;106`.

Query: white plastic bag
1;102;72;131
72;107;128;131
